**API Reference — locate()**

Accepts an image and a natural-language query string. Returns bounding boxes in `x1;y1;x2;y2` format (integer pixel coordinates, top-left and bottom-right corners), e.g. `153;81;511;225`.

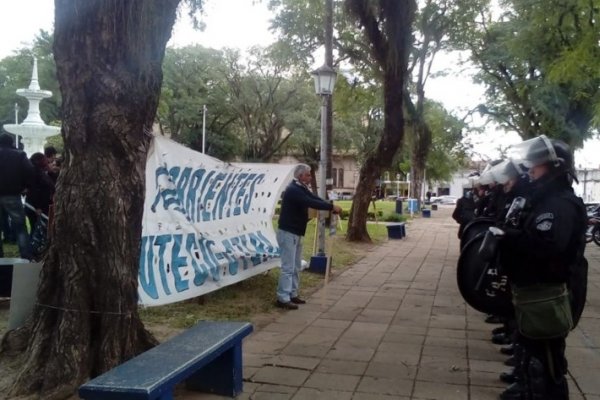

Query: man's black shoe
276;300;298;310
485;314;503;324
492;333;512;345
500;370;517;384
290;297;306;304
500;345;515;355
492;326;506;335
499;382;527;400
504;355;517;367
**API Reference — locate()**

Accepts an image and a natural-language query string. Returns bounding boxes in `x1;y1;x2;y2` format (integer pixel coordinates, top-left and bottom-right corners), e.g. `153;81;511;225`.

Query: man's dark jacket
452;194;475;238
278;180;333;236
0;144;33;196
26;168;55;214
499;176;587;286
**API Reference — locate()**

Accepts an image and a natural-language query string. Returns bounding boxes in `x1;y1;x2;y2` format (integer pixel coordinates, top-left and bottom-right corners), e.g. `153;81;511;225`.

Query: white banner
139;136;295;306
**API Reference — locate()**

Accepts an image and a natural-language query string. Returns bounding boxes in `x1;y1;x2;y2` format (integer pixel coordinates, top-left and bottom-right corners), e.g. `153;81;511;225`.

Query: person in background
25;153;55;229
0;133;34;259
276;164;342;309
452;185;476;238
44;146;61;182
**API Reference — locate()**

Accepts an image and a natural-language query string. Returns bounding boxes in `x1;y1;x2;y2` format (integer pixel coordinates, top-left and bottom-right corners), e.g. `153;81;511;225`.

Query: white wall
574;168;600;203
430;169;477;198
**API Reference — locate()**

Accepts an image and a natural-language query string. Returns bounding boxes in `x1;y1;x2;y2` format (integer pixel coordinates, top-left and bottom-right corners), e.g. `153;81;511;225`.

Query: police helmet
490;159;525;185
478;160;503;186
509;135;574;177
478;170;495;186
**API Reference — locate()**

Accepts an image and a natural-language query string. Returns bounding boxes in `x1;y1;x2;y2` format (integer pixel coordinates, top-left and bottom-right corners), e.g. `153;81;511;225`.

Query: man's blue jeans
276;229;303;303
0;196;31;259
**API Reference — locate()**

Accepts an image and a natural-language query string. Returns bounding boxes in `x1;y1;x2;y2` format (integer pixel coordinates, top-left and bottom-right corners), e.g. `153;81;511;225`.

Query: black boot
547;377;569;400
504;355;518;367
493;333;512;345
500;368;518;384
528;356;547;400
501;344;515;355
493;326;507;335
499;382;527;400
486;314;503;324
529;356;569;400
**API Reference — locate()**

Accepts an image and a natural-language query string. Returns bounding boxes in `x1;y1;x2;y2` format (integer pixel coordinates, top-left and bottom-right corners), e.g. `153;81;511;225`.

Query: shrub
383;213;407;222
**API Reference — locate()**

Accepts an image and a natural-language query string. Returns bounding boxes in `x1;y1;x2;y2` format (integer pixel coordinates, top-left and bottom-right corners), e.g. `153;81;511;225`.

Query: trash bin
386;223;406;239
0;258;42;330
407;198;419;213
422;209;431;218
395;198;403;214
309;255;329;274
431;204;438;211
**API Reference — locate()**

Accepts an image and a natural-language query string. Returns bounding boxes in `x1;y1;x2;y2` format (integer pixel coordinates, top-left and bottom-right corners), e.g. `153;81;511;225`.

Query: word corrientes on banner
150;166;268;223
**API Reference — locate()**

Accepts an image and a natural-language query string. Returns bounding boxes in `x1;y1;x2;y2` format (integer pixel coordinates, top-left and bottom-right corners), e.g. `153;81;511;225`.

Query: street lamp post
201;104;207;153
311;64;337;256
14;103;20;147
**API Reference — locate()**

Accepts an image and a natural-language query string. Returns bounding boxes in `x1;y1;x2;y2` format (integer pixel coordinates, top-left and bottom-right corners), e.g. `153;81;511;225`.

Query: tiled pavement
183;206;600;400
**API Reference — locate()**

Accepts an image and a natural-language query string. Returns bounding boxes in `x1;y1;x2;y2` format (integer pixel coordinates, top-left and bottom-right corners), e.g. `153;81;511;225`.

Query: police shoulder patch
535;212;554;224
536;220;553;231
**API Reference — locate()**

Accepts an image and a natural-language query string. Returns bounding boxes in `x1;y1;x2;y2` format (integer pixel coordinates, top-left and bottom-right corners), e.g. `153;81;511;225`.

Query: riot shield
460;217;496;251
457;221;513;317
570;257;588;327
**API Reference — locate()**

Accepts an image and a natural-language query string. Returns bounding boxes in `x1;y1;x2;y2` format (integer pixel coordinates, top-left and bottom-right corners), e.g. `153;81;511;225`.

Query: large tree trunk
345;0;416;241
409;122;431;200
347;74;407;241
2;1;180;398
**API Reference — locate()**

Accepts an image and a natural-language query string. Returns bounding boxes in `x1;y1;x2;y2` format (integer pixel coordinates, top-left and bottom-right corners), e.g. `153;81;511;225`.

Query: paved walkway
188;206;600;400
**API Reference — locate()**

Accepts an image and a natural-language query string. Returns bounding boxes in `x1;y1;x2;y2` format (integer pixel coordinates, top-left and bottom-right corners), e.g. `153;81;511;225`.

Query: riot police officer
495;136;587;400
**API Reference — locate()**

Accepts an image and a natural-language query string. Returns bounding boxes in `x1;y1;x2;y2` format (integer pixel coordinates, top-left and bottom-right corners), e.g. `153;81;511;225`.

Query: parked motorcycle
586;204;600;246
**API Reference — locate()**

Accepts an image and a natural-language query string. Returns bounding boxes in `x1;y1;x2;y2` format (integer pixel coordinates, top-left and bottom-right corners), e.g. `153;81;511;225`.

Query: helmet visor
508;135;557;168
478;170;495;186
490;159;524;184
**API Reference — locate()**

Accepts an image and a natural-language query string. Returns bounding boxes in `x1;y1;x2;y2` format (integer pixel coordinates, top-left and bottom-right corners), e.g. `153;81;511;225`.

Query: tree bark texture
345;0;416;241
405;96;432;201
4;1;180;398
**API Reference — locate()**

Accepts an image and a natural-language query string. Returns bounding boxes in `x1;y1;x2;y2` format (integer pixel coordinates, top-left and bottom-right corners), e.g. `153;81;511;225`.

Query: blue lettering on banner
154;235;173;296
139;230;277;300
171;235;189;293
185;234;208;286
139;236;158;299
150;166;266;223
185;168;205;223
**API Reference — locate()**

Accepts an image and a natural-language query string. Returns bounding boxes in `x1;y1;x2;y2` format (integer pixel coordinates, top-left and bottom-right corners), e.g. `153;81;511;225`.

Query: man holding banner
276;164;342;309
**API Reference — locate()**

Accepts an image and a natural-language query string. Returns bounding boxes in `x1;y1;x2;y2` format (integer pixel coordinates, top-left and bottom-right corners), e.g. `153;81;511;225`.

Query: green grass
336;199;408;223
2;243;19;258
140;218;389;330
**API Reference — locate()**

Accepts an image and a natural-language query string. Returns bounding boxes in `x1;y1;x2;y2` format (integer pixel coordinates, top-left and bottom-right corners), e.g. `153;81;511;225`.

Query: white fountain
3;58;60;156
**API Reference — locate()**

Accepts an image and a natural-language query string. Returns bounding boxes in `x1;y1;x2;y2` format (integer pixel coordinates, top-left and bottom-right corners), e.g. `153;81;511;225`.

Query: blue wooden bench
79;321;253;400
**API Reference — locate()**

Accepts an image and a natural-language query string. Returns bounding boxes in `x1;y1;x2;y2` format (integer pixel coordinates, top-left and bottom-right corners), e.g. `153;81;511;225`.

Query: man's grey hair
294;164;311;179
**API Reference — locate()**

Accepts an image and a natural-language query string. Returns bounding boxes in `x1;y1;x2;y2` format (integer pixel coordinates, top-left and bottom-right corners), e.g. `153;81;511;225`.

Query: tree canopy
457;0;600;148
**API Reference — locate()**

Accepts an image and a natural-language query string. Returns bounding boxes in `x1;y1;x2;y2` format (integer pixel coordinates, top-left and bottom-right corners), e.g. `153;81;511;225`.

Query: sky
0;0;598;167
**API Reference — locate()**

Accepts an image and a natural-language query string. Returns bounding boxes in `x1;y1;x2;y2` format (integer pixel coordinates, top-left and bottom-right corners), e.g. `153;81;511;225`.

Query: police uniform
497;137;587;400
